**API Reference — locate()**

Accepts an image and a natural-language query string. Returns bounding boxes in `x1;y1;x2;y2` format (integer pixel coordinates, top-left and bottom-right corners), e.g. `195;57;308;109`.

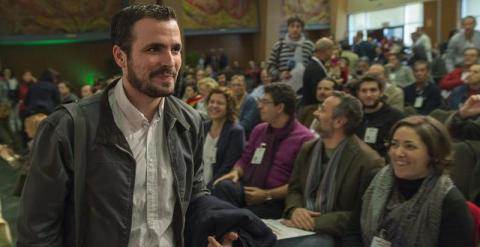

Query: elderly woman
344;116;474;247
202;87;246;188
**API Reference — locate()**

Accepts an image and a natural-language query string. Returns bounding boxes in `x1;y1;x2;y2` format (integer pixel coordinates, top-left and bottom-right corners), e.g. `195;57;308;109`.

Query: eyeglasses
257;98;275;106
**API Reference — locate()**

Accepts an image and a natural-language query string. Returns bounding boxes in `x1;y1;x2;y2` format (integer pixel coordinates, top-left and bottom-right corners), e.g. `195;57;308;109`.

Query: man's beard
127;60;177;98
363;98;382;110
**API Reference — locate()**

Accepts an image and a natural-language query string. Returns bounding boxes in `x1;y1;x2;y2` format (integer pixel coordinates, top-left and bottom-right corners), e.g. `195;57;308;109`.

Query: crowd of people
1;4;480;247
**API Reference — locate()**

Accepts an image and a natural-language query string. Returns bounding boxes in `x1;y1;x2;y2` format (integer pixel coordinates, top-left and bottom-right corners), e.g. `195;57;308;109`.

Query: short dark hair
111;4;177;56
413;60;430;71
286;15;304;29
39;68;60;83
356;74;384;92
387;116;453;174
264;83;296;116
330;91;363;136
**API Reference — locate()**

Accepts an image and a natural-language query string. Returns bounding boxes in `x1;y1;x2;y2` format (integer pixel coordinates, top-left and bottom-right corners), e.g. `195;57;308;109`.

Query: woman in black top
343;116;474;247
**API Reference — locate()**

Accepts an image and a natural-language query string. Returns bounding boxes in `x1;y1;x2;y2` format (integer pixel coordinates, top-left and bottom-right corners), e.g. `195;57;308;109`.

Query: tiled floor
0;159;19;245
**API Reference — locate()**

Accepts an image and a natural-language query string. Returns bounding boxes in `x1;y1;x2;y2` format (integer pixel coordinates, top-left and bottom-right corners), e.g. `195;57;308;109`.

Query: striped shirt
267;38;315;78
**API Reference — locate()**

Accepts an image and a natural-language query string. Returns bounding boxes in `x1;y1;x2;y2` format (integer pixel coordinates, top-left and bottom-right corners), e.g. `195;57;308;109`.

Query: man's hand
459;94;480;118
213;169;240;186
207;232;239;247
244;186;269;205
289;208;321;231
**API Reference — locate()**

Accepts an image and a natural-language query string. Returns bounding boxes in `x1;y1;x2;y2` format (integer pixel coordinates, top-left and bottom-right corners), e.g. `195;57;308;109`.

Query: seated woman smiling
202;87;246;189
344;115;474;247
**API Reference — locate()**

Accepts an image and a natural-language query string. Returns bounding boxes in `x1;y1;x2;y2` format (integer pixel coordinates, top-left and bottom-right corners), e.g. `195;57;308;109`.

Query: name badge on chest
414;96;424;108
251;143;267;164
364;127;379;144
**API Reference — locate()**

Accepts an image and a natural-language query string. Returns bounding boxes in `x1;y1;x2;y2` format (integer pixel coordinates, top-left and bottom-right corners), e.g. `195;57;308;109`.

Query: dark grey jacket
17;80;208;247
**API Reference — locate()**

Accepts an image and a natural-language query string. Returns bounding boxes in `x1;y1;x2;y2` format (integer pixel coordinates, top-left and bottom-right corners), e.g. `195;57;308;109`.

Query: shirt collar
113;78;164;130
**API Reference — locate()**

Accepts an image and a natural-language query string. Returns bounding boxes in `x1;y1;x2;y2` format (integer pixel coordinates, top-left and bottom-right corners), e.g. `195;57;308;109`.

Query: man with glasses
213;83;314;219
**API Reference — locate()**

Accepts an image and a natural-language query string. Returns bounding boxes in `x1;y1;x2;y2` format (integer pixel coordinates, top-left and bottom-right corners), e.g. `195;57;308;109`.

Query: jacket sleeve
213;126;246;182
283;143;310;218
17;112;73;247
387;87;404;112
192;116;209;200
447;112;480;141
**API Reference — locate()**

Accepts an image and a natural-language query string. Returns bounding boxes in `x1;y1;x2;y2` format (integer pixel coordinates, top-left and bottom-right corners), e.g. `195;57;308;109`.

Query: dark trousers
211;180;285;219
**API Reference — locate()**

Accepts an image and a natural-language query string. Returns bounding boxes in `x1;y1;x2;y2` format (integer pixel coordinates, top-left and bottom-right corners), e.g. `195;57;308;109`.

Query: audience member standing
302;38;334;106
267;16;315;91
446;16;480;71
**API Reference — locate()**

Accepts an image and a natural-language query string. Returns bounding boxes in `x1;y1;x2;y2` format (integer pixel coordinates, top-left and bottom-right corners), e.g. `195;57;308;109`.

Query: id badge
370;236;392;247
251;143;266;164
414;96;424;108
364;127;379;144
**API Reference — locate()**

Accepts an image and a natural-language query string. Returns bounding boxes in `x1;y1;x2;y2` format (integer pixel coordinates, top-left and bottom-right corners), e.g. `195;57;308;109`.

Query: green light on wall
0;39;82;46
84;73;96;85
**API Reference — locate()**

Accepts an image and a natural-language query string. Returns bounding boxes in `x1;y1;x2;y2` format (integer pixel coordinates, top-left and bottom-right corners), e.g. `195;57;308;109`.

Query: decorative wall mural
183;0;258;30
0;0;122;36
283;0;330;26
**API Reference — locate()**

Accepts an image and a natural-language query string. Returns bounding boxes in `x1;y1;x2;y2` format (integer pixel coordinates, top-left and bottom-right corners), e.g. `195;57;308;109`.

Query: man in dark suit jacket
302;38;334;106
277;92;384;247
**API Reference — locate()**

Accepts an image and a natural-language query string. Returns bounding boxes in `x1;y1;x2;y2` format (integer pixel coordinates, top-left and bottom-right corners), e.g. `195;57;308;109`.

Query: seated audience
202;87;246;188
57;81;79;103
212;83;315;219
355;75;404;157
24;68;61;116
80;85;93;98
278;92;384;247
448;63;480;109
250;69;273;100
447;94;480;141
445;16;480;72
183;84;202;108
403;60;443;115
343;116;474;247
440;47;479;91
231;75;260;137
368;64;404;112
385;53;415;88
196;77;218;116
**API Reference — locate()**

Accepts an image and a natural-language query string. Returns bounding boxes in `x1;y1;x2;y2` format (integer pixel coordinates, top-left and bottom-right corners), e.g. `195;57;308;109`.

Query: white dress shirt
109;79;176;247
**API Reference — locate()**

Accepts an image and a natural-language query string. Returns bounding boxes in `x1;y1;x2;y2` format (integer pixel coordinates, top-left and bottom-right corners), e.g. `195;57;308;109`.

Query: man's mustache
150;67;177;79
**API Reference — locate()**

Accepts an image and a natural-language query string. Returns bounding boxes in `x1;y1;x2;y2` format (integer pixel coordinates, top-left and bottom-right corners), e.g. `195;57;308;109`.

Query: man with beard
278;92;384;246
16;4;275;247
355;75;404;157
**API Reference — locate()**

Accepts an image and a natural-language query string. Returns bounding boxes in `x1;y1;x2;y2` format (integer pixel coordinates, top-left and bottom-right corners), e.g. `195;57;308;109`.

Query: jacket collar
96;79;190;145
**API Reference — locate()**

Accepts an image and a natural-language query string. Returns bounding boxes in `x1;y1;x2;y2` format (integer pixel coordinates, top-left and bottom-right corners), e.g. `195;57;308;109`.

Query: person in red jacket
440;47;479;91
